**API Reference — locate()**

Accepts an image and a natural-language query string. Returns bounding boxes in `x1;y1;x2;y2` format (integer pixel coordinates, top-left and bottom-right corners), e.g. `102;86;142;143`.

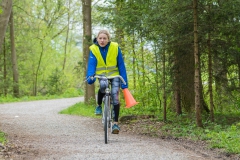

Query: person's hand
121;84;128;90
87;76;96;84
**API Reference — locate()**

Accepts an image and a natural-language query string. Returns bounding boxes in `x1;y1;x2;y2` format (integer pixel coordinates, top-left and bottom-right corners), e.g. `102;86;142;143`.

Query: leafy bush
207;125;240;154
62;88;82;97
159;112;240;154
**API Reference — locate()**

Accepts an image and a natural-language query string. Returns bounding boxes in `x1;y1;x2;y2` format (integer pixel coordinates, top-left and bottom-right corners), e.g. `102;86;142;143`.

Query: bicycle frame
92;75;126;144
103;84;111;144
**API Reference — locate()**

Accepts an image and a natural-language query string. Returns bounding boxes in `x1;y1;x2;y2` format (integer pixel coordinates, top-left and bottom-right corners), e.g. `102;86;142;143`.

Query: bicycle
91;74;126;144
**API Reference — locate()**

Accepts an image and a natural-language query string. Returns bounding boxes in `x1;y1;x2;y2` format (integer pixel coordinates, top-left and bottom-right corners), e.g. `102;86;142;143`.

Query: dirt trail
0;97;226;159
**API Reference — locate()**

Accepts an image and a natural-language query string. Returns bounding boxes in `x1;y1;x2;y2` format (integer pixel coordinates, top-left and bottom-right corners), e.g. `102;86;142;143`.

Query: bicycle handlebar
91;75;126;85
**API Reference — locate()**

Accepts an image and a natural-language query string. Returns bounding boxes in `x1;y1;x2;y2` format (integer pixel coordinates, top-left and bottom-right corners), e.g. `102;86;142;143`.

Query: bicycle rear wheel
104;96;110;144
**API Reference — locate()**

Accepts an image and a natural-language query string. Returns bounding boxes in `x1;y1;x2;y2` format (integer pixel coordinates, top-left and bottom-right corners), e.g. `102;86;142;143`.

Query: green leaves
1;0;83;97
207;125;240;153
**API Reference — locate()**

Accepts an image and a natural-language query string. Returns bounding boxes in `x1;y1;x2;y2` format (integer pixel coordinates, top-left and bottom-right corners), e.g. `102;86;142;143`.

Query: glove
87;76;96;84
121;83;128;89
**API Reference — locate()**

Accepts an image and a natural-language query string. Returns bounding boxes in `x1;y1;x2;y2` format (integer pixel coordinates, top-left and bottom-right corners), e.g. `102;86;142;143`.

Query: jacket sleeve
86;51;97;84
117;47;128;89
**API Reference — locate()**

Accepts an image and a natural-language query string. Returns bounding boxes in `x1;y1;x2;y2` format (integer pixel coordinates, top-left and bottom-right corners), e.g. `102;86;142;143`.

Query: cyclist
86;30;128;134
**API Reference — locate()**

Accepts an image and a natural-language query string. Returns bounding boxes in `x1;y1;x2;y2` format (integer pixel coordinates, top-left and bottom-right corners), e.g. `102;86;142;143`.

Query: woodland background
0;0;240;128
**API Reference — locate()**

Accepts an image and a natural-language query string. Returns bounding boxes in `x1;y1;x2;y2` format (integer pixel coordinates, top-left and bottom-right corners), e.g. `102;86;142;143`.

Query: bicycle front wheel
104;96;110;144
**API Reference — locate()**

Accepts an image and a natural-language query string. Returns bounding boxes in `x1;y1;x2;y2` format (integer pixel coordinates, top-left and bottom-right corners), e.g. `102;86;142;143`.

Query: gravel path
0;97;217;160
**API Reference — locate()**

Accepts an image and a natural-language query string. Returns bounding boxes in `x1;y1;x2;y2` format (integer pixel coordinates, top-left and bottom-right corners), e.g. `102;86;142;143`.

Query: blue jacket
86;40;128;89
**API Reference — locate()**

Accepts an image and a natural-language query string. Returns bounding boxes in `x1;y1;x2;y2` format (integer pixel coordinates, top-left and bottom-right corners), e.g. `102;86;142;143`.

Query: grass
0;95;79;104
0;95;59;103
59;102;101;119
0;132;6;145
207;125;240;153
159;112;240;154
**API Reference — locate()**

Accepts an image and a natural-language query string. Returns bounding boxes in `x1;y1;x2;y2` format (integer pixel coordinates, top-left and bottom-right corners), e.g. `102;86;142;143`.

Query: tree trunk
9;11;19;97
63;0;71;71
0;0;12;52
174;52;182;115
162;45;167;121
140;36;146;107
208;33;214;122
193;0;203;127
130;32;136;90
114;0;125;49
82;0;95;104
3;38;7;96
34;40;44;96
140;37;145;87
238;62;240;88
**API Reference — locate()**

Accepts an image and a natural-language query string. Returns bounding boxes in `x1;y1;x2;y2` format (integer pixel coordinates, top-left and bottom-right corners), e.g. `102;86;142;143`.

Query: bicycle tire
104;95;110;144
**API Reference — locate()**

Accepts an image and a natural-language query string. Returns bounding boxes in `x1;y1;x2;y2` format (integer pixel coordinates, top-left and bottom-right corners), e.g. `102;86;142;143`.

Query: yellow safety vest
89;42;120;76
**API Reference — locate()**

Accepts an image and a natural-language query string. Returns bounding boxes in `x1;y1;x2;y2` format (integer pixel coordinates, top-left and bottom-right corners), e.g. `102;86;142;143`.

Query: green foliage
207;125;240;154
93;0;240;115
160;112;240;154
212;90;240;113
62;87;82;98
44;68;65;95
0;132;6;145
0;0;83;97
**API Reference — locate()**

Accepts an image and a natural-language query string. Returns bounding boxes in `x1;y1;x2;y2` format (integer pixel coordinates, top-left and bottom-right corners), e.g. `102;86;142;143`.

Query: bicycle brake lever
90;74;96;80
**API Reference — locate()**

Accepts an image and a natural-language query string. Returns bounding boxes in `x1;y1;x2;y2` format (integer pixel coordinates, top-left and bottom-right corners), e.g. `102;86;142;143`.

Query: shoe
95;106;102;115
112;124;120;134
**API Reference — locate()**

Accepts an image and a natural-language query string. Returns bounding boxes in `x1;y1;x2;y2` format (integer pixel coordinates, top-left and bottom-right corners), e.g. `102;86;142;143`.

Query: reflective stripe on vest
89;42;120;76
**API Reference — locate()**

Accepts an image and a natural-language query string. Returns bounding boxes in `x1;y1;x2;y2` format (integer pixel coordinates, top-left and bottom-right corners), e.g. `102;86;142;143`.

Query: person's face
97;33;109;47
